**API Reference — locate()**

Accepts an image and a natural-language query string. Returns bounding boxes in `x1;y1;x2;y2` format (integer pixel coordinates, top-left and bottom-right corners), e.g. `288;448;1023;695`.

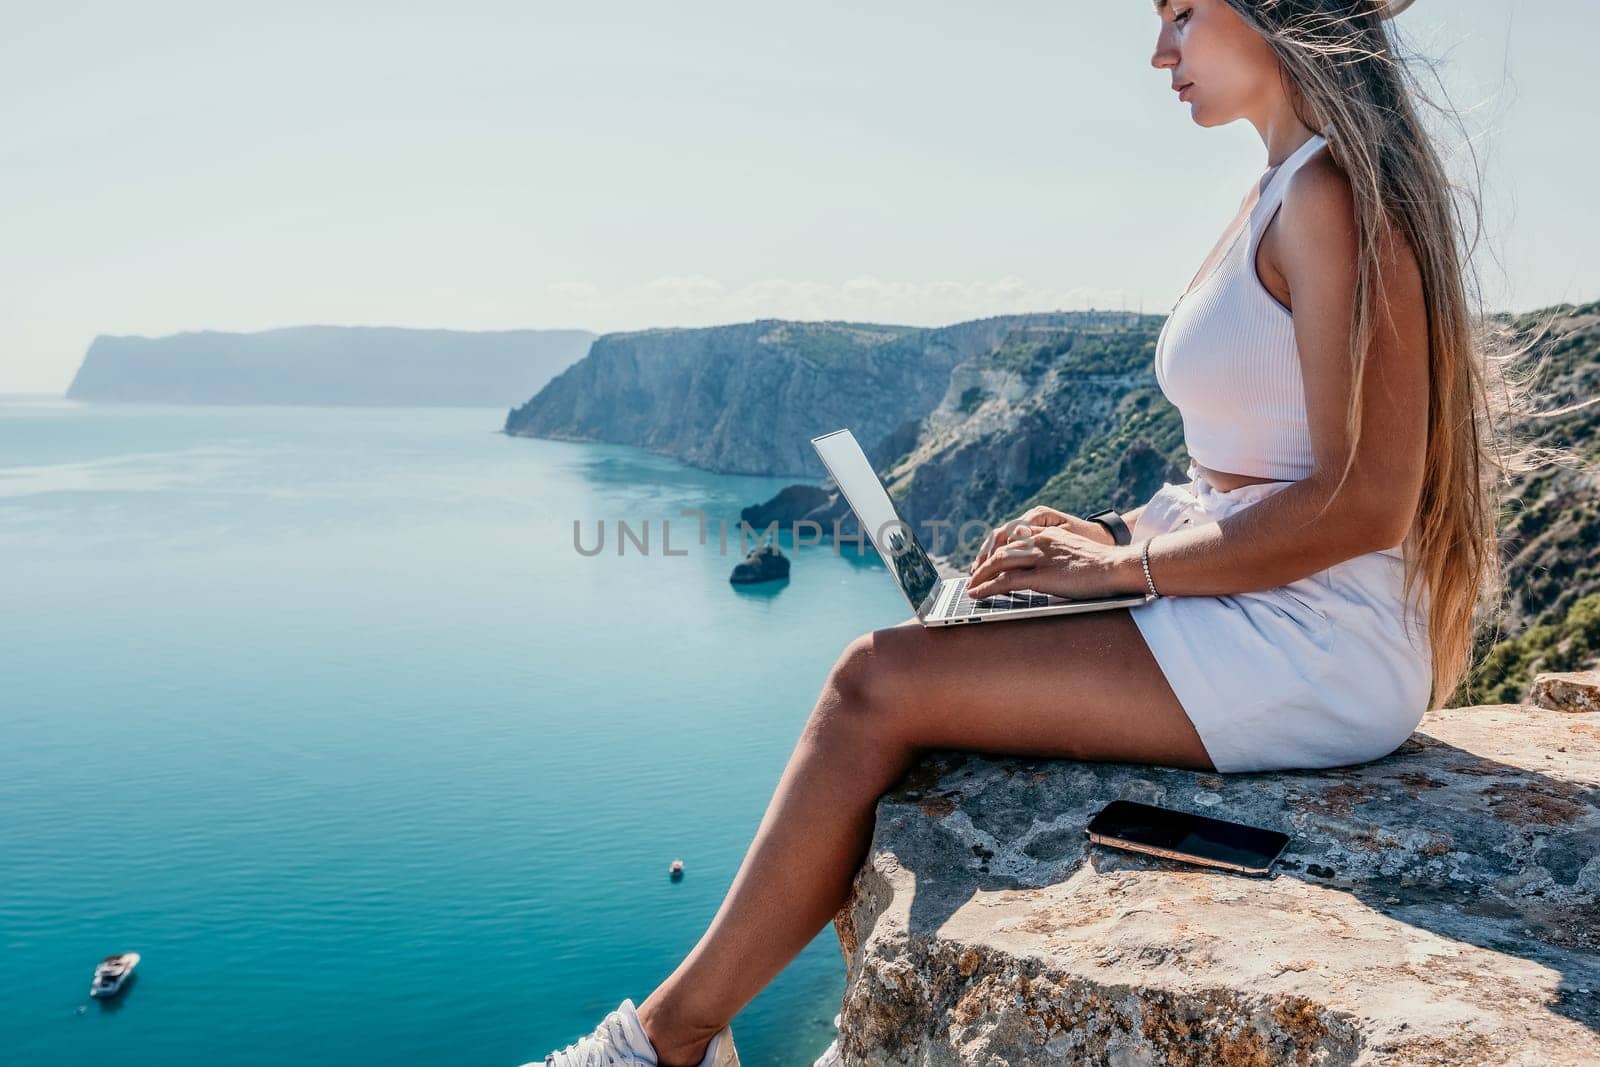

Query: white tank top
1154;132;1329;482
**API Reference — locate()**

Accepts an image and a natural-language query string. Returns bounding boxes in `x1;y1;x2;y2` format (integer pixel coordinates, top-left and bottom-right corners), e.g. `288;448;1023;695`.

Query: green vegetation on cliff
1025;387;1188;519
1457;300;1600;701
882;318;1167;563
1465;594;1600;705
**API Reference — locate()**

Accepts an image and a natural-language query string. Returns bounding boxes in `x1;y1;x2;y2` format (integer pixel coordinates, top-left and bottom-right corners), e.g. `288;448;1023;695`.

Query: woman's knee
806;631;912;745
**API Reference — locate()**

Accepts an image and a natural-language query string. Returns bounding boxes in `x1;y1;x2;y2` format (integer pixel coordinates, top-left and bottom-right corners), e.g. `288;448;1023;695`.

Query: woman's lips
1176;82;1195;101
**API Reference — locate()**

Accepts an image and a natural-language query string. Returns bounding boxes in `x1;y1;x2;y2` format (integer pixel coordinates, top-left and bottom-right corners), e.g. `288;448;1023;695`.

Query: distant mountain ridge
66;325;596;407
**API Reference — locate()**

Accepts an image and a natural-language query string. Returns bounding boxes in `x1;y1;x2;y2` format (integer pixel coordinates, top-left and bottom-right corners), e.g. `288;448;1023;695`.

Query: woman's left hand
965;523;1139;600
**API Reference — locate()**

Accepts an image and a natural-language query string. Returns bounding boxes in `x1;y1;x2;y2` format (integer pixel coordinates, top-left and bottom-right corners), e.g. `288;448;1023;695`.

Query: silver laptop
811;428;1152;626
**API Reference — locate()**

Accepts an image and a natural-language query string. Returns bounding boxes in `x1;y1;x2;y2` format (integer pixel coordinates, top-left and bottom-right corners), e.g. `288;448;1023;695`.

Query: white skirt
1127;463;1433;773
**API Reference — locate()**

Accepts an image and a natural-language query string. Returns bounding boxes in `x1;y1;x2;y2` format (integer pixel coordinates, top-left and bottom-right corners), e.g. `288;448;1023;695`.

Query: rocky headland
503;312;1160;479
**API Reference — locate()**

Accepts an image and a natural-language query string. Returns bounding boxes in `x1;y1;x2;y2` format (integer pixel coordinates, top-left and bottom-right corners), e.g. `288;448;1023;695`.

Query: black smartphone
1085;799;1290;876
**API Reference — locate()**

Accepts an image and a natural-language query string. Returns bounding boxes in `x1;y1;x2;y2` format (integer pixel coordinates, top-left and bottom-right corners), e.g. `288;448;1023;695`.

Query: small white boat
669;859;684;878
90;953;140;998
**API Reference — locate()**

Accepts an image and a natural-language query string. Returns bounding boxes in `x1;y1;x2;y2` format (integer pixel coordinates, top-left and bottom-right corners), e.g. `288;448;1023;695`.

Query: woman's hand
965;523;1142;600
970;505;1114;578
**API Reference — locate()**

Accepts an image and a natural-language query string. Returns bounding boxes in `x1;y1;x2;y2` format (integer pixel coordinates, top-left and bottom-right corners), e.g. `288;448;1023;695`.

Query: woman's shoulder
1278;142;1423;286
1252;145;1359;303
1279;147;1356;247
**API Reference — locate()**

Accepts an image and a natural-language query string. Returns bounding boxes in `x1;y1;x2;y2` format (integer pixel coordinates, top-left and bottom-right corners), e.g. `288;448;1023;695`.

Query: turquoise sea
0;399;911;1066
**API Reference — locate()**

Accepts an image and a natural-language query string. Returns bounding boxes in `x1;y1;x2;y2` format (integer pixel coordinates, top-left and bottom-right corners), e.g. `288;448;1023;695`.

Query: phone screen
1085;799;1290;874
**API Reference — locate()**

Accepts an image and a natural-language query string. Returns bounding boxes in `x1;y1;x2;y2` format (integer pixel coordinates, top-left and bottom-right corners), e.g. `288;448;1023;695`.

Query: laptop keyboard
949;583;1062;616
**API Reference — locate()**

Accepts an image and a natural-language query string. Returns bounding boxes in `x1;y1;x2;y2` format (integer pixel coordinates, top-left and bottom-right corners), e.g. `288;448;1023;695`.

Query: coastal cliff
66;325;596;407
828;686;1600;1065
1471;302;1600;700
503;313;1157;478
867;320;1182;558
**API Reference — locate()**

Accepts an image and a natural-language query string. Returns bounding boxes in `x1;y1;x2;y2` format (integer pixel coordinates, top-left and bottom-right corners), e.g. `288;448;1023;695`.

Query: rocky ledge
829;699;1600;1065
1533;670;1600;714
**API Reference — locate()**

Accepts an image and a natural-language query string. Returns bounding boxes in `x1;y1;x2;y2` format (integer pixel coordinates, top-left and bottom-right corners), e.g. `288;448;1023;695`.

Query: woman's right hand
970;506;1114;576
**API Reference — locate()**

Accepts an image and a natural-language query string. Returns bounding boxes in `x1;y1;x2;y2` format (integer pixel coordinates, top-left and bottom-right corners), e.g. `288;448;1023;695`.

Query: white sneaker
528;998;739;1067
811;1012;844;1066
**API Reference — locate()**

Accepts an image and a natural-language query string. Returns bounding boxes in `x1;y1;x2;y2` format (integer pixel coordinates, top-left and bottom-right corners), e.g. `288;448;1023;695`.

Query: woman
537;0;1529;1063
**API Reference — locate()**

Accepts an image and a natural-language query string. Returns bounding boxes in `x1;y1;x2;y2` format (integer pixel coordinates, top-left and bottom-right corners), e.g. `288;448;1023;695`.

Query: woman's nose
1151;28;1178;70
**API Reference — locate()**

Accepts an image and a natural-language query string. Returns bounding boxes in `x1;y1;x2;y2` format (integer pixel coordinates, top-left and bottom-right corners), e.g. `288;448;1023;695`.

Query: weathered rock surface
1533;670;1600;714
831;703;1600;1065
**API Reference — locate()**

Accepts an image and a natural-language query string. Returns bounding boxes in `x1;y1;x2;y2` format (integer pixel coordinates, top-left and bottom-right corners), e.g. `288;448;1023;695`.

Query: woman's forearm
1107;477;1402;597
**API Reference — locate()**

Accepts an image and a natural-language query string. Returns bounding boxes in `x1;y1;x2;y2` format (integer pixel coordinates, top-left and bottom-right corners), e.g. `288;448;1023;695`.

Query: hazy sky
3;1;1591;393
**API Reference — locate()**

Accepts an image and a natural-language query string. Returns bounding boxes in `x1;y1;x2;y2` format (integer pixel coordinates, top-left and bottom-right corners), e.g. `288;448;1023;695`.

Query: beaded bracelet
1140;537;1162;598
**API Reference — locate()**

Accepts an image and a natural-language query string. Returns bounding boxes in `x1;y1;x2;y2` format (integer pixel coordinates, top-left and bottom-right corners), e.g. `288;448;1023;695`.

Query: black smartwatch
1086;508;1132;546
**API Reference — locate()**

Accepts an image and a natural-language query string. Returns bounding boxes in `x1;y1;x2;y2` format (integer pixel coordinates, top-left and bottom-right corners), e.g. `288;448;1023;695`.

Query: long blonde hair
1221;0;1590;707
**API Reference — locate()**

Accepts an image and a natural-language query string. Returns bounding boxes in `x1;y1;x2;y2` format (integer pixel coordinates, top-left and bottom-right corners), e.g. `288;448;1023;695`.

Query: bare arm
1106;154;1429;597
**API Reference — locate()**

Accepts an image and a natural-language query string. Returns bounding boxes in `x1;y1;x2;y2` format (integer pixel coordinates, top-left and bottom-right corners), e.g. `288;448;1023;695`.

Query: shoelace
544;1009;647;1067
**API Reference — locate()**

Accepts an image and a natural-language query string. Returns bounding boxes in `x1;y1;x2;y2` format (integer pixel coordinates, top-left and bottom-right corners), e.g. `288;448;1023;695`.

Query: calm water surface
0;399;911;1066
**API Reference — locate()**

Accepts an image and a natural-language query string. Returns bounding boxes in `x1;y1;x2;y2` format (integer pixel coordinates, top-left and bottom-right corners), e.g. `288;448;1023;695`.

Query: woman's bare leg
634;607;1213;1066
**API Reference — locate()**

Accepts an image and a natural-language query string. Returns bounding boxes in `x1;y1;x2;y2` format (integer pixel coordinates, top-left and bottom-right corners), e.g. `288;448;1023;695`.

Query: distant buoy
669;858;685;879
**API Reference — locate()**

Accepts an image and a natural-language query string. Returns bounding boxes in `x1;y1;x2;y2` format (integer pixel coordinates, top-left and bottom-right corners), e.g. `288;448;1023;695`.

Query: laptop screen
812;429;942;614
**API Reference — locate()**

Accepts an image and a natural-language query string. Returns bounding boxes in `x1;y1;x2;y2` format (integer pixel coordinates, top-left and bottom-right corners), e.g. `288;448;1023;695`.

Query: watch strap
1086;508;1132;547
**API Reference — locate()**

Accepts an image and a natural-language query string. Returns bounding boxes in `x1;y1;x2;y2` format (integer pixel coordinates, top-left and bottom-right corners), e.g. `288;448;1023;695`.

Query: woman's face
1150;0;1283;127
